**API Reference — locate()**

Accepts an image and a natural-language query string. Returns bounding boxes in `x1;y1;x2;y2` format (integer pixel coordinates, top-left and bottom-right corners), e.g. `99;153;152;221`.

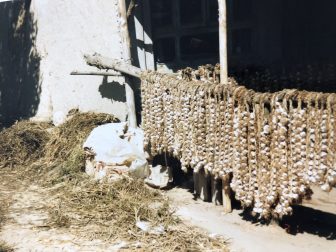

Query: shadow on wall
0;0;41;127
98;76;126;103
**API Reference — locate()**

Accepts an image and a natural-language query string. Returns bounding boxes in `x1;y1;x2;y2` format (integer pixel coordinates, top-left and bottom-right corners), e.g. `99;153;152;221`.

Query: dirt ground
166;186;336;252
1;168;335;252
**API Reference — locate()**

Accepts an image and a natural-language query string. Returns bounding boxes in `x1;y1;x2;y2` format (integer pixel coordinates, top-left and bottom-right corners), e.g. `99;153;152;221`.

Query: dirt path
166;187;336;252
0;171;132;251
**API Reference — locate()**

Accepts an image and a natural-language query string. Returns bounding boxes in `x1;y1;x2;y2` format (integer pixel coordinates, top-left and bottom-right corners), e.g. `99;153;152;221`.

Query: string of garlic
256;96;272;218
204;86;217;174
213;86;223;178
274;95;291;217
245;97;258;207
322;99;336;190
230;87;246;197
217;87;228;177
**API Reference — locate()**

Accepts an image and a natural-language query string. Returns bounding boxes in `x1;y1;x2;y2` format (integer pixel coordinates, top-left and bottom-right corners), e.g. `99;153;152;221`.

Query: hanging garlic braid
141;71;336;219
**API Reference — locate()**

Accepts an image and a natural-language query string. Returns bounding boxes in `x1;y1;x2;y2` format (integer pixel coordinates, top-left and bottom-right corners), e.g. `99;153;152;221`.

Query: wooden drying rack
70;0;232;213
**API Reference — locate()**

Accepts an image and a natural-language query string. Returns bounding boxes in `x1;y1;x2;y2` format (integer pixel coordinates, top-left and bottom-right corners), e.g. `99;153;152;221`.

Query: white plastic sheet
83;122;149;180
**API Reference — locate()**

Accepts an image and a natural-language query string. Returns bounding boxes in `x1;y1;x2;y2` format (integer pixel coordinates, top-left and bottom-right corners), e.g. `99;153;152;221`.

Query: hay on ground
44;112;119;163
38;112;119;183
0;112;228;251
0;241;14;252
47;177;228;251
0;121;51;168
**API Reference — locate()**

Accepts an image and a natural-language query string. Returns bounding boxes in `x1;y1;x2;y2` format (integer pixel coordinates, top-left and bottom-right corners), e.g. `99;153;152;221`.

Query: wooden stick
84;54;141;78
70;70;122;76
211;176;222;205
118;0;132;60
219;0;231;212
127;0;136;19
222;174;232;213
84;53;139;128
193;170;200;196
199;168;211;202
218;0;228;84
119;0;137;128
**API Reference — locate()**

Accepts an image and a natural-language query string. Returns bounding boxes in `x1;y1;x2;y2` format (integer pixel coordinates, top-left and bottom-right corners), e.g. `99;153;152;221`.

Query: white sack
83;123;149;179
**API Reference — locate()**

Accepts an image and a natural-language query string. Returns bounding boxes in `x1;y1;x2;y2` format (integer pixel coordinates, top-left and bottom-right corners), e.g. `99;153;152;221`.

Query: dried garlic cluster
141;71;336;219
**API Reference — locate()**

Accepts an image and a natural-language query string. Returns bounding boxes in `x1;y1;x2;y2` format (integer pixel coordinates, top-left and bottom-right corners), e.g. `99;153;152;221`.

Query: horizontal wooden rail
84;54;142;78
70;70;122;76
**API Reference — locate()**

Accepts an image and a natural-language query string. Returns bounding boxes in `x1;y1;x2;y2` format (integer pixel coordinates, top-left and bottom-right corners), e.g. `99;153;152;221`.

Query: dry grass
22;112;119;184
0;121;50;168
0;241;14;252
0;112;228;251
47;177;228;251
44;112;118;164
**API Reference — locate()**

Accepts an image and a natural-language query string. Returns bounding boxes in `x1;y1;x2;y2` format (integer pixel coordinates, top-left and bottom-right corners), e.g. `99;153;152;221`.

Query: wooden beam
119;0;137;128
199;171;211;202
222;174;232;213
218;0;231;213
194;168;211;202
211;176;222;205
218;0;228;84
193;170;200;196
118;0;132;60
70;70;122;76
84;54;141;78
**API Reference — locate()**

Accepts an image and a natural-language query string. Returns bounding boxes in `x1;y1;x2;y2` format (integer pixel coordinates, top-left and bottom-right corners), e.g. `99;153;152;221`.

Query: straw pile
47;177;228;251
141;71;336;219
45;112;118;162
0;121;51;168
0;241;13;252
0;112;228;251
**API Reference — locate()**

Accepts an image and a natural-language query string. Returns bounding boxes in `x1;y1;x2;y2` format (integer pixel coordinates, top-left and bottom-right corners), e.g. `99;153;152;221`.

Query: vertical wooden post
222;174;232;213
193;171;200;196
218;0;232;213
194;168;211;202
118;0;137;128
218;0;228;84
211;176;222;205
199;169;211;202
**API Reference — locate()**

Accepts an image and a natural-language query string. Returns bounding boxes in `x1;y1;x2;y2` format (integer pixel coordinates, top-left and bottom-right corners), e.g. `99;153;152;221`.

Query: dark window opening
147;0;336;92
150;0;219;70
233;0;252;22
150;0;173;31
180;32;219;60
208;0;219;23
154;38;176;63
180;0;203;26
232;28;251;55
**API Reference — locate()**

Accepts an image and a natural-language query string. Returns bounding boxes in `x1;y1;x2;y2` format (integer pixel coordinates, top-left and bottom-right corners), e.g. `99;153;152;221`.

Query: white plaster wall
31;0;127;121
